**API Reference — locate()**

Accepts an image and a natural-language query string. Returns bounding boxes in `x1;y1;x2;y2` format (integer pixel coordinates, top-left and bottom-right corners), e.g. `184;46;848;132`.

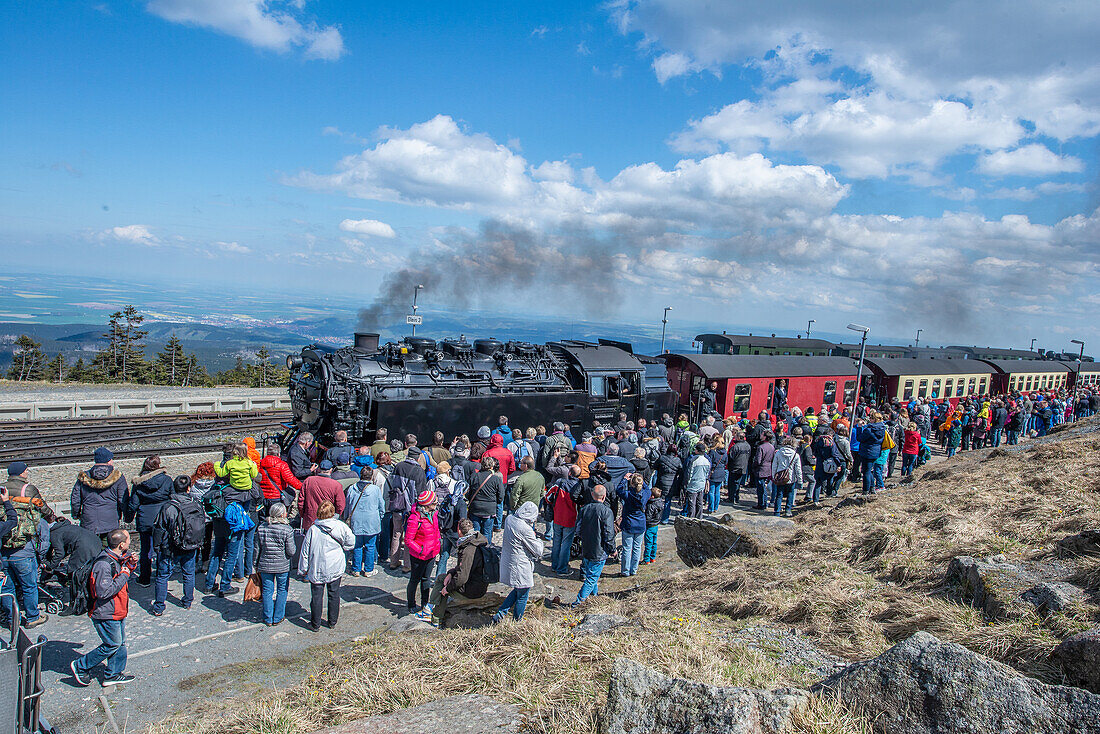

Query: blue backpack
224;502;255;533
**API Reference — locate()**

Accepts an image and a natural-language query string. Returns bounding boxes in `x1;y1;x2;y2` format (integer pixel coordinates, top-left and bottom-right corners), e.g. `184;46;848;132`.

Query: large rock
817;631;1100;734
1057;529;1100;558
572;613;632;637
1053;628;1100;694
1021;581;1087;614
674;516;788;565
945;555;1037;619
602;657;809;734
311;694;524;733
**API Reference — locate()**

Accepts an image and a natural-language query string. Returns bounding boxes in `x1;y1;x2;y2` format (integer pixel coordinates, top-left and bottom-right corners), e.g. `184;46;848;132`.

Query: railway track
0;410;293;465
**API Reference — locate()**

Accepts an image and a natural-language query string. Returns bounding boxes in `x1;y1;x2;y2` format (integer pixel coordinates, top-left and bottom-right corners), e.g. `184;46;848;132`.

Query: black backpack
201;481;231;520
170;497;206;552
478;544;501;584
66;558;95;616
541;486;558;524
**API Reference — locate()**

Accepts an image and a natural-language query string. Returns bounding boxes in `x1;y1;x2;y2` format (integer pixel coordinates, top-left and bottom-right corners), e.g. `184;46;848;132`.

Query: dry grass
152;419;1100;733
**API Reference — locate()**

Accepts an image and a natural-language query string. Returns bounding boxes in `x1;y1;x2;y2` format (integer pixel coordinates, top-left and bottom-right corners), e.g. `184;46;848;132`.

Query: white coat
499;501;543;590
298;517;355;584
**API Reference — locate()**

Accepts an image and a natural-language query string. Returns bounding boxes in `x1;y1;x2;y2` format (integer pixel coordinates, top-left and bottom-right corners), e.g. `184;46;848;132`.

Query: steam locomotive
286;332;678;443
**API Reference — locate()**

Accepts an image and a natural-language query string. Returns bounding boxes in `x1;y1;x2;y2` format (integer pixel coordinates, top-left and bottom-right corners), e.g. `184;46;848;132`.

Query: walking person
615;473;650;577
771;437;802;518
405;490;441;615
149;476;205;616
255;503;296;626
571;485;616;606
297;501;354;631
127;455;173;587
70;529;136;687
343;468;385;577
492;501;543;623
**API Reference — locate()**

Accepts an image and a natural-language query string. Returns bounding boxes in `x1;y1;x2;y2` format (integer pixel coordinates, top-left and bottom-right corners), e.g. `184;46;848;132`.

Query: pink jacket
405;509;441;560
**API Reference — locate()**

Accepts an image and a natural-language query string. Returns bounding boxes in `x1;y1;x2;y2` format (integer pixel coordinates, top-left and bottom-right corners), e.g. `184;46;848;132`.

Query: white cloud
102;224;159;246
977;144;1085;177
339;218;396;238
146;0;344;60
213;240;252;254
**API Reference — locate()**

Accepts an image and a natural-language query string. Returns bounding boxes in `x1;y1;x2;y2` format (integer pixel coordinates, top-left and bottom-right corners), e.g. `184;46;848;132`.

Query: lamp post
410;284;424;337
847;323;870;420
806;319;815;339
660;306;672;354
915;329;922;349
1071;339;1085;389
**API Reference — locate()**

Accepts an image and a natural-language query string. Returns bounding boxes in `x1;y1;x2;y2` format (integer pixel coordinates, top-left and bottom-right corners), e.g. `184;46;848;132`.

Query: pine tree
256;346;271;387
6;335;47;381
91;311;124;381
67;357;88;382
119;305;149;382
47;353;66;383
156;334;187;385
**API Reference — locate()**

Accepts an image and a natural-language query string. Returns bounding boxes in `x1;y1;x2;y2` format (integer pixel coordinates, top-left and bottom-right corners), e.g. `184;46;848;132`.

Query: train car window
767;383;774;409
692;376;704;394
979;377;987;393
967;377;977;394
1007;377;1014;390
945;378;954;395
621;372;639;396
931;379;941;397
822;381;837;405
843;380;856;404
1025;376;1033;390
733;383;752;412
589;376;606;397
918;379;928;398
955;380;964;397
903;380;914;400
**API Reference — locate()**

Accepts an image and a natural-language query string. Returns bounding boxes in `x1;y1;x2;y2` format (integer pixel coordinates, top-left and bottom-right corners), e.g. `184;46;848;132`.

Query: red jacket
297;475;345;531
89;549;130;621
258;455;302;500
550;485;577;528
903;429;921;455
484;434;516;482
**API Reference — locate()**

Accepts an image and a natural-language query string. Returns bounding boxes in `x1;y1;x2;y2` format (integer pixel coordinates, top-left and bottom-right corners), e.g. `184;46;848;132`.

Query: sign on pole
406;314;423;325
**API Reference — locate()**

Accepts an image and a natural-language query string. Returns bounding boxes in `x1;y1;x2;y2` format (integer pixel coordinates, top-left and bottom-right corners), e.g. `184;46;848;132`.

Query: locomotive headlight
287;355;303;370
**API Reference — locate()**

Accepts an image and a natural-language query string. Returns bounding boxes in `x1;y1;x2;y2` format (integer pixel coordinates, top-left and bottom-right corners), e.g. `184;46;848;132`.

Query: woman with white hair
255;502;296;626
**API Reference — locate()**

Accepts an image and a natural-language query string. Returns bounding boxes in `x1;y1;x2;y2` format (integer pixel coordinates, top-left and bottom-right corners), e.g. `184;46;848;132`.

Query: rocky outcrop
311;695;524;733
1053;628;1100;694
1057;529;1100;557
602;657;808;734
674;516;789;565
946;555;1088;618
572;613;632;637
818;631;1100;734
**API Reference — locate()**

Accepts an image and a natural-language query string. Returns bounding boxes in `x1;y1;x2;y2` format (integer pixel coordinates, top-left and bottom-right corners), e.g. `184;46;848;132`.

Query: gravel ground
0;382;285;403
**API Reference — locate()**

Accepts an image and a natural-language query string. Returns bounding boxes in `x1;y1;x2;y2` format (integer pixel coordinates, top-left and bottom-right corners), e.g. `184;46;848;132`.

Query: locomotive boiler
286;332;678;443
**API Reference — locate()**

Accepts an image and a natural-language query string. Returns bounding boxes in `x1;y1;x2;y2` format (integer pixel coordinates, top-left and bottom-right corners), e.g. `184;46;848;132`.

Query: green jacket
509;470;545;512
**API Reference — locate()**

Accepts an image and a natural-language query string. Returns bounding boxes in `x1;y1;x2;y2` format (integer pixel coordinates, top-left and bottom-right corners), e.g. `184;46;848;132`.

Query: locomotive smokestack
354;332;380;353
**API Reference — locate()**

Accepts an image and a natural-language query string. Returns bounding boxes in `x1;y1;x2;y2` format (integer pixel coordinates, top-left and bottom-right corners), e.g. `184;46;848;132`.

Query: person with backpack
405;490;441;614
432;463;467;580
771;437;803;518
546;466;580;575
640;486;663;566
127;455;174;587
256;502;296;625
258;440;302;515
2;461;55;628
215;442;261;579
189;462;218;572
422;518;488;628
203;450;263;598
343;468;385;577
71;447;129;539
492;500;543;623
616;473;650;577
70;528;136;688
149;475;205;616
467;456;505;545
298;500;354;631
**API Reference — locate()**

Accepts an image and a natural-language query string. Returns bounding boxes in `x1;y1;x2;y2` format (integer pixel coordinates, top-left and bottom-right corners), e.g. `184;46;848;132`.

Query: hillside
147;419;1100;734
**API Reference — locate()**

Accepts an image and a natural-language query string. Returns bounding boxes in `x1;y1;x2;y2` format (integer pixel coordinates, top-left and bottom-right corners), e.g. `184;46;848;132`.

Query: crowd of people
0;385;1095;687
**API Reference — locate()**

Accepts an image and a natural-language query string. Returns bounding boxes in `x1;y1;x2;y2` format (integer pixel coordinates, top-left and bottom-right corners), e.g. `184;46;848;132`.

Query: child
640;487;664;566
214;442;259;490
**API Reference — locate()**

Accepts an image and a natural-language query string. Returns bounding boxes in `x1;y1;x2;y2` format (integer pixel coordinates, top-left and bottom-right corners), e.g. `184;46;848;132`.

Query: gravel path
0;383;285;403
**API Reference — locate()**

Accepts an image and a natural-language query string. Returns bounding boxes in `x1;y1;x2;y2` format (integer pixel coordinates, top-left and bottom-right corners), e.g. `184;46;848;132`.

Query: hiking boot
102;673;136;687
363;569;378;578
70;660;89;687
217;586;239;598
24;615;48;629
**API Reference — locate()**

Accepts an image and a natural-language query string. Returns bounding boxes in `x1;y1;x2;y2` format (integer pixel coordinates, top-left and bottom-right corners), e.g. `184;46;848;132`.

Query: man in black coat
47;518;101;577
571;485;616;606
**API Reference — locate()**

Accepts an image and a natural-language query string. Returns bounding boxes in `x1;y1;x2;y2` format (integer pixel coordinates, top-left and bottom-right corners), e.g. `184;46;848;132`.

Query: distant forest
4;306;290;387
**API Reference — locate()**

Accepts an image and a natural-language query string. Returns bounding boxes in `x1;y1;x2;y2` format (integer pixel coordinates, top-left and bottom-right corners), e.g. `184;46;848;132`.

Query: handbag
881;431;896;451
243;572;262;602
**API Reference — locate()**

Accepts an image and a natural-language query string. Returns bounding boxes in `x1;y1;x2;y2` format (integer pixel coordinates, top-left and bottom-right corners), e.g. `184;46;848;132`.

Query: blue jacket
343;481;385;536
615;484;651;534
857;422;886;461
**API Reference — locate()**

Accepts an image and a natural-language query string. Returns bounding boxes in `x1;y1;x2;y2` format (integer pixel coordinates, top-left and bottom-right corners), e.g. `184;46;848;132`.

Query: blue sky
1;1;1098;352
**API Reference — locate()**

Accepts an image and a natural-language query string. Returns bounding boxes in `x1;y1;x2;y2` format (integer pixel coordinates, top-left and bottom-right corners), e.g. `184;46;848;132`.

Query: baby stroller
36;564;68;615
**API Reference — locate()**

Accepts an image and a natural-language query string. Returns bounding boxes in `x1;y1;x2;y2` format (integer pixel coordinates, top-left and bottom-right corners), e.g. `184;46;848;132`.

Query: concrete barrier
0;396;291;420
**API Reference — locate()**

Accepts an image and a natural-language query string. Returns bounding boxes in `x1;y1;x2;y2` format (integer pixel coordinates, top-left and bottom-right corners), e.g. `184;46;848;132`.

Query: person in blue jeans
572;486;616;606
205;525;244;596
770;438;803;518
255;503;296;625
641;487;663;566
71;529;135;687
343;470;385;576
616;474;650;577
149;476;205;615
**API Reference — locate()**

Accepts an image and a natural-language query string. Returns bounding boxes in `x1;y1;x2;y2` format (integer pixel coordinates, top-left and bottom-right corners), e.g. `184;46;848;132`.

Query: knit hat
93;447;113;464
7;461;27;476
477;426;491;440
417;489;437;506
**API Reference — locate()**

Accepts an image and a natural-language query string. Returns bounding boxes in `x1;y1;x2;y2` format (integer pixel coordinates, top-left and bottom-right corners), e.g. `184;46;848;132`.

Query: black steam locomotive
286;332;678;443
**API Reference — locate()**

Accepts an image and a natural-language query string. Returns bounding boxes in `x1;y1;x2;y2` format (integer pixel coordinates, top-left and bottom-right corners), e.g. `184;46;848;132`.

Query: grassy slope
153;420;1100;734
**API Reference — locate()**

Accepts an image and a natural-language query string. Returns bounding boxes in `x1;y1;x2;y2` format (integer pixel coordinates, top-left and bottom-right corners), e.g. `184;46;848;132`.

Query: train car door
587;371;621;425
